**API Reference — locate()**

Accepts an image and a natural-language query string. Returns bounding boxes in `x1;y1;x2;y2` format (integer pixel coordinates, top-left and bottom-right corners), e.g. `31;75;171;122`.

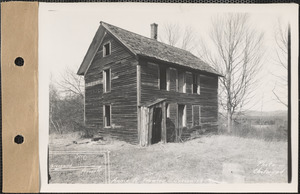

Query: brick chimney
151;23;158;40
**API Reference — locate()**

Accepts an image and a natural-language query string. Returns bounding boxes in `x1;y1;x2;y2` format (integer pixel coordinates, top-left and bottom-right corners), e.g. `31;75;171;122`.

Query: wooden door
151;107;162;144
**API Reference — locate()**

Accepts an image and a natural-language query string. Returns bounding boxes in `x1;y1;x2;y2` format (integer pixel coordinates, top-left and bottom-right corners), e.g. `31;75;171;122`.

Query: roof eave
77;22;138;76
101;22;138;58
76;25;104;76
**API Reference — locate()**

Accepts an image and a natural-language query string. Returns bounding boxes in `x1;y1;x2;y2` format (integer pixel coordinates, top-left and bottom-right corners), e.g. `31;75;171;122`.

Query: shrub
80;126;99;139
231;122;287;141
49;85;84;134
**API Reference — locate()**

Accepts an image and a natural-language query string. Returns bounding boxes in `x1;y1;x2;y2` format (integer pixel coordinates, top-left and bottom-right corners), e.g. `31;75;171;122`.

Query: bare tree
49;68;85;134
160;23;180;47
49;80;63;134
56;67;84;99
159;22;197;52
272;19;288;107
199;13;264;133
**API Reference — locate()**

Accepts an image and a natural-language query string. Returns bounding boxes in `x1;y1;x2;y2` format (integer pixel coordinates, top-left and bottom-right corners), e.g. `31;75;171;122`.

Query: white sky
39;3;297;112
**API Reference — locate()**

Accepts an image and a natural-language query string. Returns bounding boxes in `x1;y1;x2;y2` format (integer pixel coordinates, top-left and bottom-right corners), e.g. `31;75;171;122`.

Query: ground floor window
178;104;186;127
103;105;111;127
192;105;201;126
166;103;170;118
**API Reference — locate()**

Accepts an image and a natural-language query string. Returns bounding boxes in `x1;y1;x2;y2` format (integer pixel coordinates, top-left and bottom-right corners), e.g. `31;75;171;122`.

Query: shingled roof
77;21;221;76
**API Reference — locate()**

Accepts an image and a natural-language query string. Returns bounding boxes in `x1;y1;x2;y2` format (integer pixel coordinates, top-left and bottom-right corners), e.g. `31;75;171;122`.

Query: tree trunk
227;110;232;133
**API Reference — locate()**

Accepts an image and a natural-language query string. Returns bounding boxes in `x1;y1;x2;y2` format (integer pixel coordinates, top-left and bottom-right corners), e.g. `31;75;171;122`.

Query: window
169;68;178;92
103;69;111;93
159;66;167;90
192;105;201;126
178;71;186;93
192;74;200;94
178;104;186;127
103;42;111;57
166;68;170;91
166;103;170;118
103;105;111;127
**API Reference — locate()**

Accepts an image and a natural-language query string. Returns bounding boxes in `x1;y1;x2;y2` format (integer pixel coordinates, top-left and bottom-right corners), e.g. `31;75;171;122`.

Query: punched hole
14;135;24;144
15;57;24;66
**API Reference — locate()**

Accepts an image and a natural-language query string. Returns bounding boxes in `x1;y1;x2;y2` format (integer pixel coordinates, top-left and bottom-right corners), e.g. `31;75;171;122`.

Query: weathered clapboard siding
84;32;138;143
80;22;221;145
139;58;218;137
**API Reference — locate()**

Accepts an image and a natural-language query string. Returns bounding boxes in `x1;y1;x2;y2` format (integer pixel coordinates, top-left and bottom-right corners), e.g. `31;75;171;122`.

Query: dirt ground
48;133;288;184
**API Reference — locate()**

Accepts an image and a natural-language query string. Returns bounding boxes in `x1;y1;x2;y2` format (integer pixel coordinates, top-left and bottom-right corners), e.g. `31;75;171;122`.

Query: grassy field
49;133;287;184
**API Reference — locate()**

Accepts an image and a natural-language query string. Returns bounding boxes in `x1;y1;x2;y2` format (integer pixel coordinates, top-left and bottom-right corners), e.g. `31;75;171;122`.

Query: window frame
178;71;186;93
103;104;112;128
103;42;111;57
158;66;167;90
178;104;187;128
168;67;178;92
166;103;170;118
103;68;111;93
192;74;201;95
192;105;201;126
166;68;170;91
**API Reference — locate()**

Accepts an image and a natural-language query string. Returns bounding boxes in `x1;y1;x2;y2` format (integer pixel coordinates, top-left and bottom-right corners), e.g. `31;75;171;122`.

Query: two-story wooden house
77;22;221;146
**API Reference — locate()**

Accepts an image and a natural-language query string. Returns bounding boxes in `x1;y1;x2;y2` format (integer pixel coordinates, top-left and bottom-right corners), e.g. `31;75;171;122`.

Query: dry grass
49;133;287;184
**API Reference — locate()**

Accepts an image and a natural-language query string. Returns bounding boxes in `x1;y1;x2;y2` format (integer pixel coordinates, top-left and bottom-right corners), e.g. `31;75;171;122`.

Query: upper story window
193;74;200;94
166;68;170;91
159;66;170;91
178;71;186;93
103;69;111;93
103;42;111;57
159;66;166;90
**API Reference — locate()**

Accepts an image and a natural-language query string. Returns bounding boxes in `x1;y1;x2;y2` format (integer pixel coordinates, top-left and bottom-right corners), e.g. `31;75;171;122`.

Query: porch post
162;101;167;143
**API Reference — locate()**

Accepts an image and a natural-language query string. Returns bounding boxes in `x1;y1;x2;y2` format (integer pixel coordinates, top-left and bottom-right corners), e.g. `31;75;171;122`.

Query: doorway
151;107;162;144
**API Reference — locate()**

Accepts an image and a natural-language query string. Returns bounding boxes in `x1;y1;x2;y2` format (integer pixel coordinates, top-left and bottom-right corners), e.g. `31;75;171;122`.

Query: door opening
151;107;162;144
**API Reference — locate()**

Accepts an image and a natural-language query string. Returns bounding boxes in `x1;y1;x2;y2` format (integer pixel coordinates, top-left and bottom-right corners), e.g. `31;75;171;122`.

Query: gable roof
77;21;221;76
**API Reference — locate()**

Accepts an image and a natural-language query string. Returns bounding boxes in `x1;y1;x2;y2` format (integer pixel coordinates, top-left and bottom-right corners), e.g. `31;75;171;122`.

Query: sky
39;3;297;112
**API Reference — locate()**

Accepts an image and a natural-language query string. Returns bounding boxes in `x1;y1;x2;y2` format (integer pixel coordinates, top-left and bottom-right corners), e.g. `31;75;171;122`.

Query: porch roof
140;98;167;108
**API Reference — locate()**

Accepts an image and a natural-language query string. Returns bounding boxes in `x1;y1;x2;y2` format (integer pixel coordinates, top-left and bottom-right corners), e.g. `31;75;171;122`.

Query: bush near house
49;84;84;134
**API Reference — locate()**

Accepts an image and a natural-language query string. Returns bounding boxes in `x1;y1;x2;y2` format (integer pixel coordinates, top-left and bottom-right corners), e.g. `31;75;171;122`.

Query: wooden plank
145;108;149;146
139;107;144;146
140;61;219;136
148;107;153;145
84;32;138;144
162;101;167;143
137;64;141;144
